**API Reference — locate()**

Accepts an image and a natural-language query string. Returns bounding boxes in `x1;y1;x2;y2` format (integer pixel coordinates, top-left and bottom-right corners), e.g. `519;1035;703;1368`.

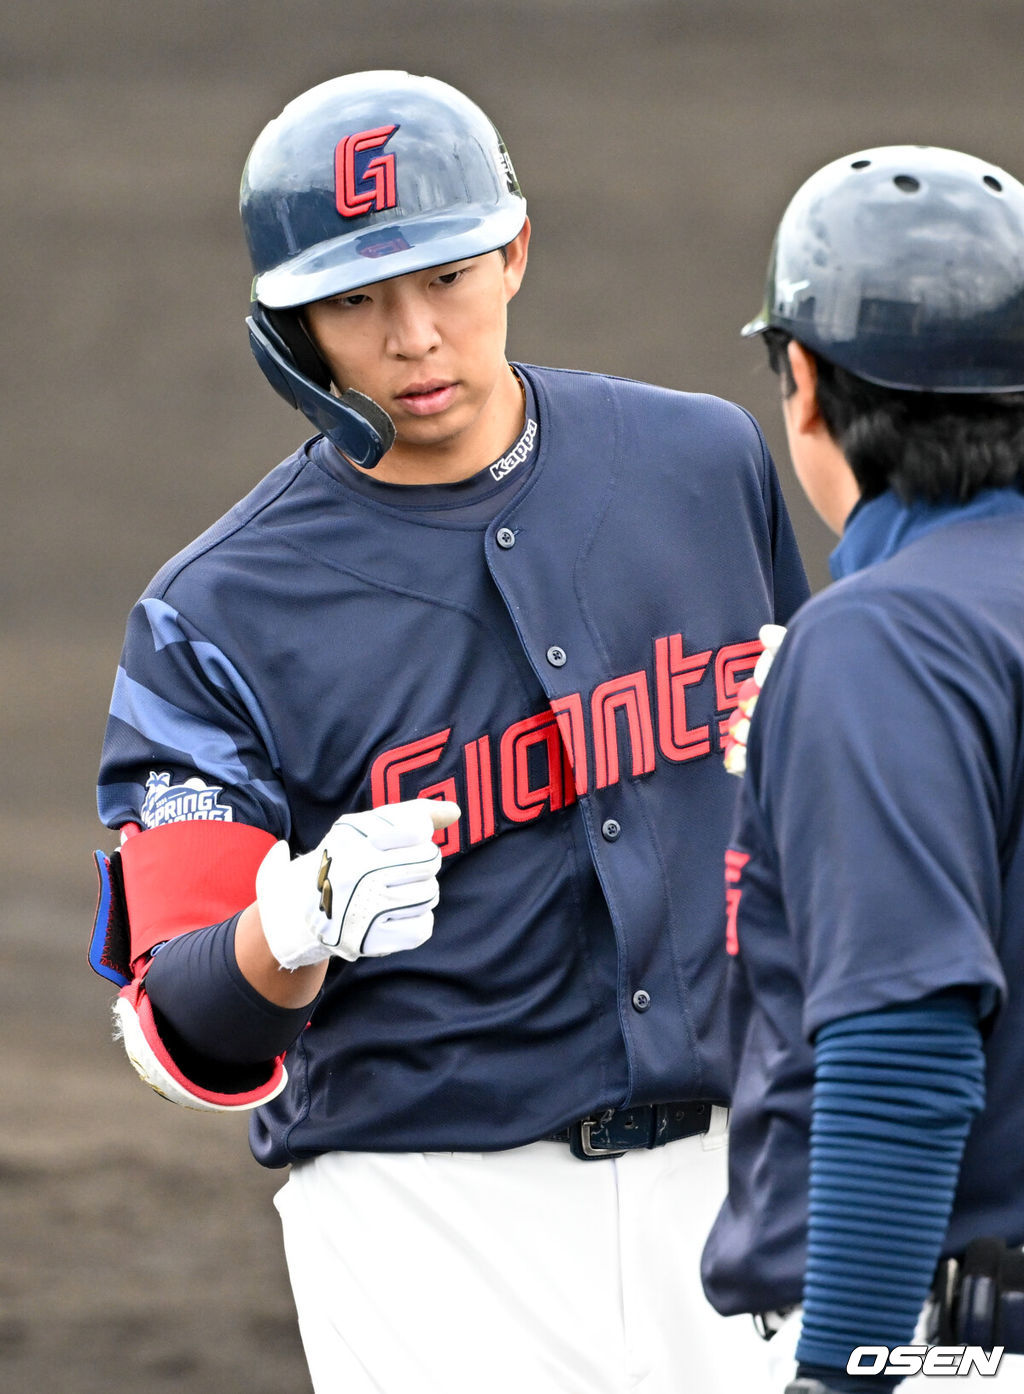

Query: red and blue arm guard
90;820;292;1112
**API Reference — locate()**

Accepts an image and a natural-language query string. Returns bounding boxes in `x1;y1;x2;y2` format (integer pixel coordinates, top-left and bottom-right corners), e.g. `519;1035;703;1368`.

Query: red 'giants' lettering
368;631;763;857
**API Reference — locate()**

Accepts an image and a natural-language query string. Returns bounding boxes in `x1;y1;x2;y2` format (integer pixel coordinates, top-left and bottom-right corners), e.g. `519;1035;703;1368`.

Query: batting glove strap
256;800;458;970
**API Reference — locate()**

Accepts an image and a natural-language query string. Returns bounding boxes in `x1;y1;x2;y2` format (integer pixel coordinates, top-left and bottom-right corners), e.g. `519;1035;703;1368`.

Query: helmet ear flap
245;309;395;469
252;303;333;391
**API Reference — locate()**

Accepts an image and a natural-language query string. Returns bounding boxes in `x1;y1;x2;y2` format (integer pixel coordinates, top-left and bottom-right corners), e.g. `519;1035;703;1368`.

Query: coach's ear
782;340;860;535
785;340;824;436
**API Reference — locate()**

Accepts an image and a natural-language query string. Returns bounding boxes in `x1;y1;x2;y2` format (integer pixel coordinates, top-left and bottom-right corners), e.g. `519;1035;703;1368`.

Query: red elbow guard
90;820;279;984
120;820;279;961
113;978;288;1113
90;819;290;1112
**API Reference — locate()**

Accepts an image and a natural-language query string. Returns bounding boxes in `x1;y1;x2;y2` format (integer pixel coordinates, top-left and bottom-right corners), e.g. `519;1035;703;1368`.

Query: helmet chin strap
246;314;396;469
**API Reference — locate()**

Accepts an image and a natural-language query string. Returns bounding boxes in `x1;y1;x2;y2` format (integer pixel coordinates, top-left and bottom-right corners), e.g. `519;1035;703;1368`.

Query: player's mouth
395;380;458;416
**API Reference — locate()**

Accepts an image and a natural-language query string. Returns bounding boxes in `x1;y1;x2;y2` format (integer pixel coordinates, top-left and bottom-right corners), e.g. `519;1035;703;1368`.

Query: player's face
304;222;530;481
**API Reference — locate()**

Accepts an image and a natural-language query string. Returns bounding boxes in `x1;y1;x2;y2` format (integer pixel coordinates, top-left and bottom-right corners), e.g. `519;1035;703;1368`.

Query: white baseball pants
274;1116;771;1394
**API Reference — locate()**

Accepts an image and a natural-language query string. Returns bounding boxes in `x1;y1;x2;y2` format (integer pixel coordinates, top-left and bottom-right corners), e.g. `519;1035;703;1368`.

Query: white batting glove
723;624;788;777
255;799;461;970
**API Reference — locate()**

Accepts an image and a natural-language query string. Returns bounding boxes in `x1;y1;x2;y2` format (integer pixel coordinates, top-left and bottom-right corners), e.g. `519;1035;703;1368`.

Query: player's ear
786;340;824;437
502;217;531;301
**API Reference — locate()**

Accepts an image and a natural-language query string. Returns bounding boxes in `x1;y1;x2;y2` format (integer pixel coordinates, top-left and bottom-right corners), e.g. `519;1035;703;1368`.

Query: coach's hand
256;800;460;970
723;623;787;777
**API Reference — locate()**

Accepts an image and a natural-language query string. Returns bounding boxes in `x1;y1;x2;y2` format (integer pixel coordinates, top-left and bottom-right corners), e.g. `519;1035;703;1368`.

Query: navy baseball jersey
702;489;1024;1317
98;362;808;1164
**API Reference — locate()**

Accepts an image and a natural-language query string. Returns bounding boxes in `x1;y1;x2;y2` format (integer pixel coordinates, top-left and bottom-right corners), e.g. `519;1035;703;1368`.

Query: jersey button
632;989;652;1013
496;527;516;549
601;819;621;841
546;646;567;667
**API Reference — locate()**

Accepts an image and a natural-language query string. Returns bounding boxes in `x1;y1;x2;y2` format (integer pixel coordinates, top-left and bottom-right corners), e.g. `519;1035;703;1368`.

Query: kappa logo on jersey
140;771;234;828
370;632;763;857
490;417;537;481
335;125;399;218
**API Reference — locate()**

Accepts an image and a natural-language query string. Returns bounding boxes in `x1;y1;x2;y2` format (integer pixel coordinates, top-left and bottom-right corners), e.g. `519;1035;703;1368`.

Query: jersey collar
316;373;539;515
830;486;1024;580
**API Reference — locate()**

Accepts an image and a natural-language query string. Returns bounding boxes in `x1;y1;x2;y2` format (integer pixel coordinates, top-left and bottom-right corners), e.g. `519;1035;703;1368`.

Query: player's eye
321;291;370;310
434;268;466;287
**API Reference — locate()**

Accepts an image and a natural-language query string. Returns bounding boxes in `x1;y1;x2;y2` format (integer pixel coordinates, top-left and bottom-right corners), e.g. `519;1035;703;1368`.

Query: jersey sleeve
98;595;290;838
93;595;299;1111
748;588;1008;1037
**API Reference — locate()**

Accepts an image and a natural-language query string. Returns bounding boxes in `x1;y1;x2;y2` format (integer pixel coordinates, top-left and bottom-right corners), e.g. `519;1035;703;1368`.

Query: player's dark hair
762;329;1024;504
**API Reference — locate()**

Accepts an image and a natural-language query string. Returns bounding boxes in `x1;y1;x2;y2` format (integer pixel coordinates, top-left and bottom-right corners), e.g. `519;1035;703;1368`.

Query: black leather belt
548;1101;719;1161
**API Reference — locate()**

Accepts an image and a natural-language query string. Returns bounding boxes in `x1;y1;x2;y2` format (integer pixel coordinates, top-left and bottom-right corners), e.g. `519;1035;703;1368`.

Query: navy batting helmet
744;145;1024;392
240;70;527;466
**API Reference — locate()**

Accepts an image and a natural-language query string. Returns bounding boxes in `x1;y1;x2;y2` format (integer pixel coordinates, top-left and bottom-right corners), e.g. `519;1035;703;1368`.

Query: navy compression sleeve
794;990;986;1388
144;918;313;1064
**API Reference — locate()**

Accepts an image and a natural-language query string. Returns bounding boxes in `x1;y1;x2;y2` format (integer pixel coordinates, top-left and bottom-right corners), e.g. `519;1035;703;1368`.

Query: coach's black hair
762;328;1024;504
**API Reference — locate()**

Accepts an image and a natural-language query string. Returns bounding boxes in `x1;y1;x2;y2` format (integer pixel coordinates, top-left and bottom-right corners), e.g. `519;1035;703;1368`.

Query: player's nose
385;293;442;359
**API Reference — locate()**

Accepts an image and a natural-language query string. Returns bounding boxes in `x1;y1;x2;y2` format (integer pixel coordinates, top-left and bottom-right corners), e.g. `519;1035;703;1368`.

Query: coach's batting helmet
744;145;1024;392
240;70;527;466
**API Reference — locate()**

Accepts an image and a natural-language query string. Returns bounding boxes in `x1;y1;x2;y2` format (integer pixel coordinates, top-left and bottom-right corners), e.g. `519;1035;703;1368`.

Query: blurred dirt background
3;2;1023;1389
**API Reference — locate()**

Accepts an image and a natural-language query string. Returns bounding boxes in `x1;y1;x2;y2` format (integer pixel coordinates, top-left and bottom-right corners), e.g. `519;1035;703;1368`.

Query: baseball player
90;70;809;1394
699;145;1024;1392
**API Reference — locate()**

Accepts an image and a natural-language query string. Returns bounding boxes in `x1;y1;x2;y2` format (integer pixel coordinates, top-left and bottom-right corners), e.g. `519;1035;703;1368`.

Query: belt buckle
569;1115;626;1161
